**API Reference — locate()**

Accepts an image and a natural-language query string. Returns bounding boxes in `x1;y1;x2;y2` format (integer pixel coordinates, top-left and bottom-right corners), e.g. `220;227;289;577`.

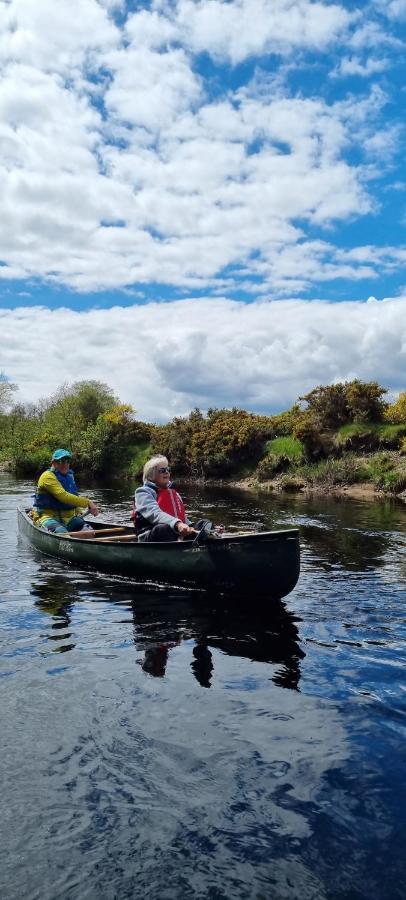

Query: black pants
138;520;210;543
139;524;177;543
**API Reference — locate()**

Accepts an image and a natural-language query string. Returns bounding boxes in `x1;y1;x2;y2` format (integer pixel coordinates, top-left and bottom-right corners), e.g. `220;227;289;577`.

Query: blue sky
0;0;405;419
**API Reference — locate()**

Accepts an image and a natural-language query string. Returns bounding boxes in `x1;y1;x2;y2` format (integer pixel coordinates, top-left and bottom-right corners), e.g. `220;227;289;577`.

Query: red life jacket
157;487;186;521
131;487;186;527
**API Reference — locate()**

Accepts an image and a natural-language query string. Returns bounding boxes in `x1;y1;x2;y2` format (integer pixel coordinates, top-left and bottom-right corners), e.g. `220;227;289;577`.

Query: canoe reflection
30;571;305;690
132;594;305;690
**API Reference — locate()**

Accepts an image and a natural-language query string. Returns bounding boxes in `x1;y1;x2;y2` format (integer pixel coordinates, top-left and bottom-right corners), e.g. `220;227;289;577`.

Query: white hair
143;455;169;483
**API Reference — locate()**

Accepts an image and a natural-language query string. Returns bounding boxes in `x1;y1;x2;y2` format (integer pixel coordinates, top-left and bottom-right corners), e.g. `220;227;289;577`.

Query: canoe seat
67;526;129;540
90;527;128;536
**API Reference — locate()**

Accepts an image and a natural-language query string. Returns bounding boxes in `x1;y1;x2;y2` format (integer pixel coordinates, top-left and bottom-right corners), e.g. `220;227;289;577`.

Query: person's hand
88;501;99;517
176;522;197;538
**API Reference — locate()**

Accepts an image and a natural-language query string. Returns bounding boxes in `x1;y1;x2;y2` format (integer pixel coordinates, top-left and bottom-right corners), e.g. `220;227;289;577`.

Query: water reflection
190;487;404;575
31;574;78;653
133;595;305;690
300;522;391;571
30;570;305;690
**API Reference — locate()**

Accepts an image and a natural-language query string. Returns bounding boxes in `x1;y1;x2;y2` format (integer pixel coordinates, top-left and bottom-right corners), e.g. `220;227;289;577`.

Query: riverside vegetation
1;375;406;499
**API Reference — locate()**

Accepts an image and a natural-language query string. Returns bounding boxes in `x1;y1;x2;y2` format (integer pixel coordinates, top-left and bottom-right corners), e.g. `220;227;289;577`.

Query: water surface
1;474;405;899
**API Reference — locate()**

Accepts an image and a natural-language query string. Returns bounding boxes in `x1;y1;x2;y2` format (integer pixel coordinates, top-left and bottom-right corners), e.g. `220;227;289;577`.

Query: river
1;473;405;900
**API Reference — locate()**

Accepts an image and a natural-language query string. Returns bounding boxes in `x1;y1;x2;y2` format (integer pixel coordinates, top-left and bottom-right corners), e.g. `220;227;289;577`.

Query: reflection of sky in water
1;474;406;899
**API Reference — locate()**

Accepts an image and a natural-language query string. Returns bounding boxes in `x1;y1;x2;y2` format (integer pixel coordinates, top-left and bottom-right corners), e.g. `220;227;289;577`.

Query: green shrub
154;407;273;477
257;453;287;480
365;454;406;493
292;412;328;460
256;436;305;481
267;404;302;436
384;391;406;424
296;456;368;487
14;447;53;476
345;380;387;423
300;380;387;430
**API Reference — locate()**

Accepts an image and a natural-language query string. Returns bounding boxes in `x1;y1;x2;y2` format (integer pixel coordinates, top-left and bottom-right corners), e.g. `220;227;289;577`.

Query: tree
345;380;387;423
300;380;387;430
293;411;326;460
0;373;18;412
69;381;118;424
299;383;350;430
154;407;272;476
77;404;144;473
41;380;119;450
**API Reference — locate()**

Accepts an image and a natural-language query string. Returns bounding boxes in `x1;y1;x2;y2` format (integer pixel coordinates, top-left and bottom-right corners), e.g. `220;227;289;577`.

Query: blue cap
51;448;72;461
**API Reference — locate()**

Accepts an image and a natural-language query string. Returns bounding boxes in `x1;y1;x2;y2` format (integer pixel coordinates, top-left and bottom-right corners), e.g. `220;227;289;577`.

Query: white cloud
174;0;352;63
347;20;401;50
384;0;406;20
104;45;202;131
0;0;403;297
1;296;405;420
0;63;390;292
335;55;390;77
0;0;119;72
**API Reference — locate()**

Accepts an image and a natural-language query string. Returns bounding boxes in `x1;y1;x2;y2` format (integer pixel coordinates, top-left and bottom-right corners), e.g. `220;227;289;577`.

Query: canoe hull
17;508;300;598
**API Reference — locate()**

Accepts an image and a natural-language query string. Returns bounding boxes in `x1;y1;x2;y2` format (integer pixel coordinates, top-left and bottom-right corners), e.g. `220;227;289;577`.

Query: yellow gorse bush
384;392;406;424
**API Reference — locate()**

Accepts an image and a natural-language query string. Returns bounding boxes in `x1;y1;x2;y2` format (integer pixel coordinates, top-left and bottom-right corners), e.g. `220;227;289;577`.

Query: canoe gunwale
18;507;299;549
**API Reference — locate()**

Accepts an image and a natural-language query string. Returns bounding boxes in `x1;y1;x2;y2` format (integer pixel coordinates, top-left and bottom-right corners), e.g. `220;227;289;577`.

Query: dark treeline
1;375;406;493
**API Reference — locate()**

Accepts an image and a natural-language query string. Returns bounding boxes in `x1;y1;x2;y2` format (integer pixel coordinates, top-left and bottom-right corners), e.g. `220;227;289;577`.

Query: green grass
256;435;305;481
265;436;305;462
291;453;406;494
335;422;406;450
295;456;368;487
363;453;406;493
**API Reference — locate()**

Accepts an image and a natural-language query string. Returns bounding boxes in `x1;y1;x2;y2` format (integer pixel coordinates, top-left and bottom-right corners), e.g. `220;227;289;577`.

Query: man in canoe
133;455;198;542
33;448;99;534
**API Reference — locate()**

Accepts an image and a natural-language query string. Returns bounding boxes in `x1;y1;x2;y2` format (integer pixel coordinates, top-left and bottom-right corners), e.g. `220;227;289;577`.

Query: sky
0;0;405;421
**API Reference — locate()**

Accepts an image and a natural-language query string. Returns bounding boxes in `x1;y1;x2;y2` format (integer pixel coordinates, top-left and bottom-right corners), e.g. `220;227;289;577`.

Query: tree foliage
153;407;274;476
300;380;387;430
0;373;18;412
0;377;404;479
384;391;406;424
77;404;151;474
37;381;118;451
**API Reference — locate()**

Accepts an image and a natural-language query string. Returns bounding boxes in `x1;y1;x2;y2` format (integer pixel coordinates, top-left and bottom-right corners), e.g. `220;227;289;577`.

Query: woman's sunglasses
158;467;171;474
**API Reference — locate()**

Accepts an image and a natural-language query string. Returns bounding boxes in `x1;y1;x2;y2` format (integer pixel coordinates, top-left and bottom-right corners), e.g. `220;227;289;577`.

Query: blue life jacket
34;469;79;513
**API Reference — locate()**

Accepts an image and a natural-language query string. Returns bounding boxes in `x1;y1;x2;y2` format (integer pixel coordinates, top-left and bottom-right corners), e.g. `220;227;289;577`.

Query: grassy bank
237;450;406;499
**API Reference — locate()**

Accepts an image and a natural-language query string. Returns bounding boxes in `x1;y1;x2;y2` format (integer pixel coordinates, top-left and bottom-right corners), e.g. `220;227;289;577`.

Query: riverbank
190;450;406;503
233;476;396;501
193;476;406;502
233;478;406;503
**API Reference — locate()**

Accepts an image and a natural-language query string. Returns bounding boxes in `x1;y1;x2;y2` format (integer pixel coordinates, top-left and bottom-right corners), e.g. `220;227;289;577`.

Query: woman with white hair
133;456;197;542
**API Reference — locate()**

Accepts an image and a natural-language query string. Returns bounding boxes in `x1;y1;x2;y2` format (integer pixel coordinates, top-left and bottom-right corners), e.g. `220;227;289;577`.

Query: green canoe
17;507;300;597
